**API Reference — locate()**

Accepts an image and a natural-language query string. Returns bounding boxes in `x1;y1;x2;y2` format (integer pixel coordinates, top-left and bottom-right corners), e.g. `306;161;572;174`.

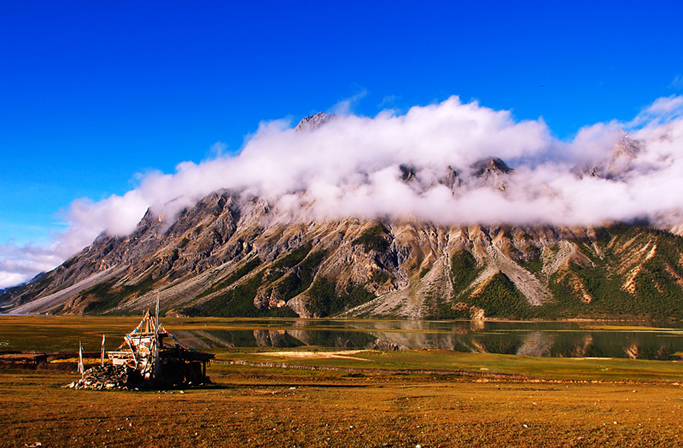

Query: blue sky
1;1;682;285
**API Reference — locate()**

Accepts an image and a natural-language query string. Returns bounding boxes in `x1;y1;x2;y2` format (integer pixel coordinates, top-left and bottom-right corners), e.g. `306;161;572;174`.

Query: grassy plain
2;316;683;447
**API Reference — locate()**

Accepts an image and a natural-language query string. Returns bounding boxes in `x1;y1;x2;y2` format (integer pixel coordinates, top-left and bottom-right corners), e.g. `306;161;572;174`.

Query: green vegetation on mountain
184;246;329;318
307;278;375;317
534;225;683;320
450;250;482;295
200;257;262;298
184;273;296;318
352;223;391;253
271;243;312;270
81;275;155;314
273;249;328;301
468;272;533;319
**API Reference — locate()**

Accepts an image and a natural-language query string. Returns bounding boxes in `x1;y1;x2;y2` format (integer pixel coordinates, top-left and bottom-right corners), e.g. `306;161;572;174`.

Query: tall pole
78;341;84;378
101;334;106;367
154;294;160;378
155;293;160;330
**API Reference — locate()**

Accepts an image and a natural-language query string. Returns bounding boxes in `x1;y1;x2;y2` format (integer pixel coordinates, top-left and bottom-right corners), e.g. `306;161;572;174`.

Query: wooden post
154;295;161;379
101;334;106;367
78;341;84;378
124;335;138;368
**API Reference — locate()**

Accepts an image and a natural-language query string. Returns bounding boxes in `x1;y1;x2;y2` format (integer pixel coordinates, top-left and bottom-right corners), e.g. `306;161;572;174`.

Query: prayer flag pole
101;334;106;367
78;341;84;378
154;294;161;378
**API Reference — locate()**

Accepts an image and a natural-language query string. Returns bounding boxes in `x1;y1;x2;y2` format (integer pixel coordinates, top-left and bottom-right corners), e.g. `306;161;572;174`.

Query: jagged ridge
3;186;683;321
3;120;683;320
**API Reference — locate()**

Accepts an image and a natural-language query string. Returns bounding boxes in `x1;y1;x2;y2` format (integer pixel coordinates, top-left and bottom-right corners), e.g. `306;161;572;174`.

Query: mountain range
3;114;683;320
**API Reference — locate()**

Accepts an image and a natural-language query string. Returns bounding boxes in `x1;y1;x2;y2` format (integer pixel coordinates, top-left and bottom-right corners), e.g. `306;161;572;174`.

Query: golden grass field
2;316;683;447
3;364;683;447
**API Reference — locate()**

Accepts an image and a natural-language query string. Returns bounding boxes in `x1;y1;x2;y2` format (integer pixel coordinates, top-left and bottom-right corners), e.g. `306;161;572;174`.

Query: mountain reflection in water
171;320;683;360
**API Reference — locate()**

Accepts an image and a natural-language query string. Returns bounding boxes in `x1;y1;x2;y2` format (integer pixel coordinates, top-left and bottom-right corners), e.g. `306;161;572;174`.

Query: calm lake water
168;319;683;360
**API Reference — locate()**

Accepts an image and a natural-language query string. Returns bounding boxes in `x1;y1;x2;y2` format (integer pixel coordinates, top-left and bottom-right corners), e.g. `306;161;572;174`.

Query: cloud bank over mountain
2;95;683;288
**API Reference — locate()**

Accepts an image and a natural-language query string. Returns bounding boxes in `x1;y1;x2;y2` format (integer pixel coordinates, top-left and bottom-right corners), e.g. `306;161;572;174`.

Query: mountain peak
295;112;334;131
471;157;512;177
577;133;642;180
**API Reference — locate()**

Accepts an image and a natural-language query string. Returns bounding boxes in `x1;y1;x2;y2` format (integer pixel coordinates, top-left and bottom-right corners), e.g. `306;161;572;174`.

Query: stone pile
67;365;131;390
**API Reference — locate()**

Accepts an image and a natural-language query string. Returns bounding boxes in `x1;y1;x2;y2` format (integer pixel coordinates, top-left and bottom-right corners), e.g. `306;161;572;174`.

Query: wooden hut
108;309;214;386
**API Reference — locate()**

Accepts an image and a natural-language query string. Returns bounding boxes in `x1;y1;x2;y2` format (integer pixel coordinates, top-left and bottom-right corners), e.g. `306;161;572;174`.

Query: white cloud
330;90;368;116
629;95;683;128
4;95;683;288
378;95;399;108
0;243;65;289
207;141;228;159
673;75;683;90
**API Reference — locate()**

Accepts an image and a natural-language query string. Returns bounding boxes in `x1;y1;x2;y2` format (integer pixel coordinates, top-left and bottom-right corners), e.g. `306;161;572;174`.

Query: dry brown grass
3;364;683;447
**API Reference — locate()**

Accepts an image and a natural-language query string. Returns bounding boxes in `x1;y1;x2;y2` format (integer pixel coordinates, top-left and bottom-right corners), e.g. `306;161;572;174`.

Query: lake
166;319;683;360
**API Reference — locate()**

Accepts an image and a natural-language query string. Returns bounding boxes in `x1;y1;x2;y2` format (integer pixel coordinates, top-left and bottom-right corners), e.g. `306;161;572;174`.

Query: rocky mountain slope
4;115;683;320
4;195;683;320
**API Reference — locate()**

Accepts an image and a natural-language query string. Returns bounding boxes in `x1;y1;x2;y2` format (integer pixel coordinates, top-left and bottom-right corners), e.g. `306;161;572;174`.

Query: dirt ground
2;364;683;447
